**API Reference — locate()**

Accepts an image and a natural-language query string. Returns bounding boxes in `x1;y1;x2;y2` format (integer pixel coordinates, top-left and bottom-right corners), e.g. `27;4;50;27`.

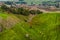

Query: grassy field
0;13;60;40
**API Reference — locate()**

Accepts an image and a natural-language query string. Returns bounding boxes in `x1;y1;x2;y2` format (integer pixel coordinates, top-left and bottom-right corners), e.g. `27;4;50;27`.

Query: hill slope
0;13;60;40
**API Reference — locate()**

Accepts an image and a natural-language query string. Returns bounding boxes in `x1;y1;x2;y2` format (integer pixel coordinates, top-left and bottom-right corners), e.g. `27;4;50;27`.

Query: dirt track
39;9;60;13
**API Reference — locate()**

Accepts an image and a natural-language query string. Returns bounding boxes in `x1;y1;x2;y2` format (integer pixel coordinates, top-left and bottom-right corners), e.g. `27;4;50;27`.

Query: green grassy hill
0;13;60;40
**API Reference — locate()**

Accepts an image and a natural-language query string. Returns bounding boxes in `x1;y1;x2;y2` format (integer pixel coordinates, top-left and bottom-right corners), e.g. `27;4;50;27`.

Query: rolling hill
0;12;60;40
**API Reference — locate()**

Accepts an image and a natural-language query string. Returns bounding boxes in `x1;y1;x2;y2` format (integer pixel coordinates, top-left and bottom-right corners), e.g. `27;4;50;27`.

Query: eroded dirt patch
0;16;20;29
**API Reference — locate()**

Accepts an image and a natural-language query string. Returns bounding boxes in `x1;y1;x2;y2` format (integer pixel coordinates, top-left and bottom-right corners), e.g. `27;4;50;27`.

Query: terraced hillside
0;13;60;40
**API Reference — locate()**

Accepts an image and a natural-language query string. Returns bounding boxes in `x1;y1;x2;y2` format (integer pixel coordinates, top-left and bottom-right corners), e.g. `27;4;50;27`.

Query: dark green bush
1;5;9;11
29;10;43;15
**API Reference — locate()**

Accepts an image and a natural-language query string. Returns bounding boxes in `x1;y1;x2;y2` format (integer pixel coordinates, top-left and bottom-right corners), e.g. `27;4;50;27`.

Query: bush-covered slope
0;13;60;40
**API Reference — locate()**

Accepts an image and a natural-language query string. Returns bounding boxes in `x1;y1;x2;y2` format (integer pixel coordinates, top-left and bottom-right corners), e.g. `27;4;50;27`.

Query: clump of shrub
1;5;9;11
17;7;30;16
29;10;43;15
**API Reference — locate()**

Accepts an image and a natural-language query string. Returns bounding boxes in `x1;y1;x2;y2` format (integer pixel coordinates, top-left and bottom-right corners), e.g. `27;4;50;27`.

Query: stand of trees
1;5;43;16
